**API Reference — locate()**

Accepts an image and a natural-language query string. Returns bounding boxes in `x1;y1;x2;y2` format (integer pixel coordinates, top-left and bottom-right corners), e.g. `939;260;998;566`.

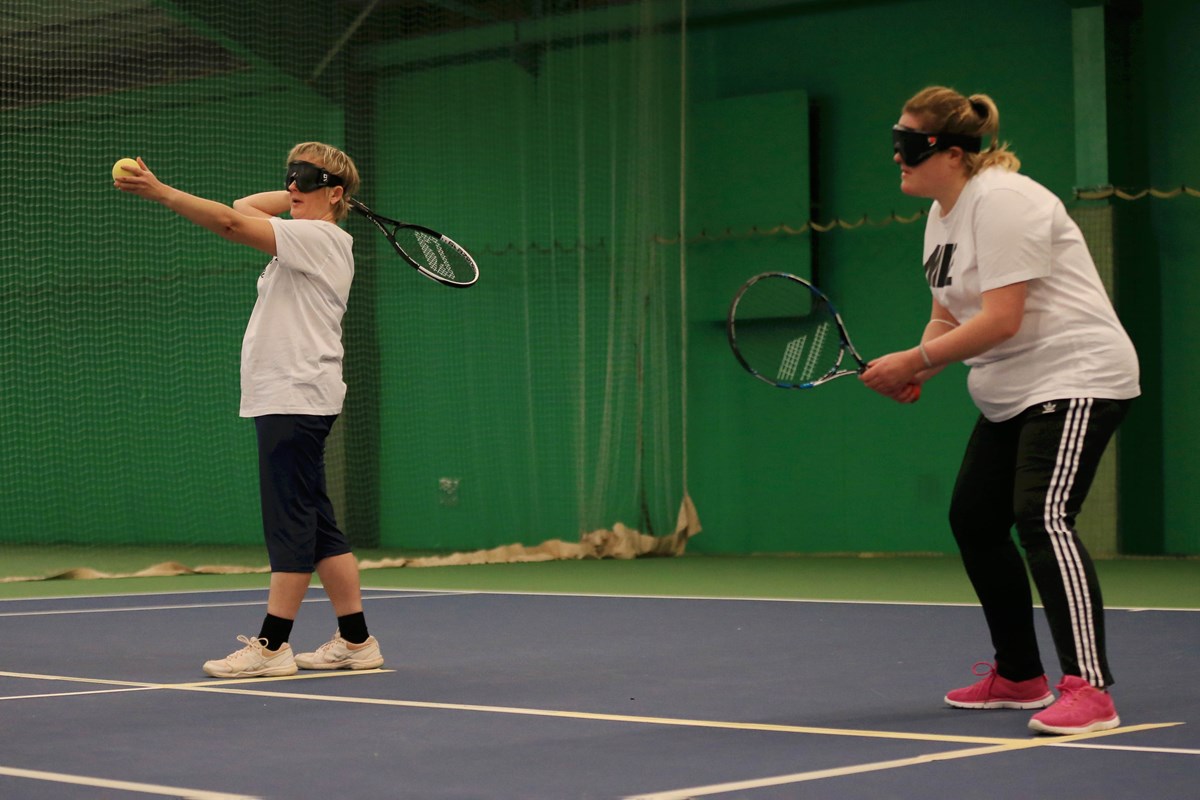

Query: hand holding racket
348;197;479;288
860;350;924;402
727;272;920;401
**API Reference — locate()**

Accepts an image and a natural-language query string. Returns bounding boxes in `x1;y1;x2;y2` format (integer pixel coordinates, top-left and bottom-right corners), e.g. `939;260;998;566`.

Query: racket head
388;224;480;288
727;272;863;389
349;198;479;288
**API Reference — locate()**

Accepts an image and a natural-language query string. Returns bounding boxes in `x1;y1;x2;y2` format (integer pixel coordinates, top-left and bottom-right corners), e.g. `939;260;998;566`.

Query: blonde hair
903;86;1020;176
286;141;361;222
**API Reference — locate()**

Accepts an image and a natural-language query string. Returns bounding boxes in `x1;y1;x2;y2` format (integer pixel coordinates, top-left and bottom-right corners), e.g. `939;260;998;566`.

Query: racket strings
730;279;845;387
400;228;473;282
778;319;833;382
413;230;454;279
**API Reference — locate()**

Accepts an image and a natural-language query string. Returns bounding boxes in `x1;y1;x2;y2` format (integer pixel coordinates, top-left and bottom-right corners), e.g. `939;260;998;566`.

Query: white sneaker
203;635;297;678
295;631;384;670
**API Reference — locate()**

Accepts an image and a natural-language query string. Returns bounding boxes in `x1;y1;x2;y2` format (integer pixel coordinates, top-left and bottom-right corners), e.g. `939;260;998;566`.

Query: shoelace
969;661;997;679
312;633;346;657
1052;682;1088;708
227;634;269;662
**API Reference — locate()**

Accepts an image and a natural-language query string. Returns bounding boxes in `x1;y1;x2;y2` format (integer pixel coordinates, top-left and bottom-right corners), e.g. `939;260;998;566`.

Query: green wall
1144;0;1200;555
682;0;1077;554
673;0;1197;556
4;0;1196;557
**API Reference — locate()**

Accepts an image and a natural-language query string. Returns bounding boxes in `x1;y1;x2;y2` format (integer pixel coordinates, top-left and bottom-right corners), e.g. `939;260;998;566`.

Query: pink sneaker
944;661;1054;709
1028;675;1120;734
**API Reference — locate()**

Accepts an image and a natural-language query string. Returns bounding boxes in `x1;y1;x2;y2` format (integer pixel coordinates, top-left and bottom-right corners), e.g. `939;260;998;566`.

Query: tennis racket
728;271;870;390
348;197;479;288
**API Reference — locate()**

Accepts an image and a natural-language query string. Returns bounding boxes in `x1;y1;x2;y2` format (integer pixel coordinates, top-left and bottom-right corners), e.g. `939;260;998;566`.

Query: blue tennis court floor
0;587;1196;799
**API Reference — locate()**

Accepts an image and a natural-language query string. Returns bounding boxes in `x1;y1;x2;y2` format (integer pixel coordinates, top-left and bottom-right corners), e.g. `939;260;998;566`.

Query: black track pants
948;397;1131;688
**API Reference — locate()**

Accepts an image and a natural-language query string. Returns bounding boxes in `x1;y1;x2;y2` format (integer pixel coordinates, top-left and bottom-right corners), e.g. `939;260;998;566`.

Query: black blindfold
892;125;982;167
285;160;345;192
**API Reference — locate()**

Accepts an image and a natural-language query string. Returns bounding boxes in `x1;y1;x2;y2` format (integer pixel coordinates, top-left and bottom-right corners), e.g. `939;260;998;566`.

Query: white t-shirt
923;168;1140;422
239;217;354;417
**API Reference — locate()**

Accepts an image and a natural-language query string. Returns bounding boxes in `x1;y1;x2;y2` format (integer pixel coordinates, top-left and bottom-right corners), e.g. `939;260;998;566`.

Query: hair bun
969;97;989;119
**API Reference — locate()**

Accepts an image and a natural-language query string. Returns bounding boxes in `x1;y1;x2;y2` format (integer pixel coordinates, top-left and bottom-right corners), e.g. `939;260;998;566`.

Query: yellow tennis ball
111;157;139;180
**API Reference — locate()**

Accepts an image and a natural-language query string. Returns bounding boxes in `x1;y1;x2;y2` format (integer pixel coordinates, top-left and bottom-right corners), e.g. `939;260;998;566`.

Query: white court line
0;586;470;604
1050;742;1200;756
0;586;1194;613
370;587;1200;614
0;765;259;799
0;586;272;603
0;591;474;618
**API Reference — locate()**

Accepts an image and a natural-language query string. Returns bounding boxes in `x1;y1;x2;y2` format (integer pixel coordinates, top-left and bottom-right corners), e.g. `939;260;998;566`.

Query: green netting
0;0;690;577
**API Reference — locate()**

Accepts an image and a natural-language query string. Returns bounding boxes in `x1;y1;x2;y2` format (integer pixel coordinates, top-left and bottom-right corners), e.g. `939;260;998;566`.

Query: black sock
257;614;294;651
338;612;369;645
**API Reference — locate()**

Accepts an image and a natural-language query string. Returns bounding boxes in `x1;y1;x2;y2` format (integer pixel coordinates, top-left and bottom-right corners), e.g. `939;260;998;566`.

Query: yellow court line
0;764;259;800
622;722;1184;800
181;685;1186;754
0;670;156;688
175;682;1028;745
183;669;394;688
0;668;390;700
0;669;1185;754
4;667;1015;745
0;668;389;688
